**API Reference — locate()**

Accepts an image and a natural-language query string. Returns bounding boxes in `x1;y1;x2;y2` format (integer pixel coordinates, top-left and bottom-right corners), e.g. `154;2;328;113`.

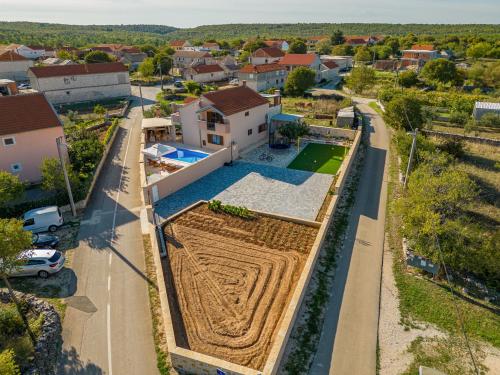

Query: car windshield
48;252;61;263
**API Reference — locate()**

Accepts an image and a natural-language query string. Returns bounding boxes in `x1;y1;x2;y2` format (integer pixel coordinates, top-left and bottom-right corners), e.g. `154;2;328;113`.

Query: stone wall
308;124;357;140
0;289;62;375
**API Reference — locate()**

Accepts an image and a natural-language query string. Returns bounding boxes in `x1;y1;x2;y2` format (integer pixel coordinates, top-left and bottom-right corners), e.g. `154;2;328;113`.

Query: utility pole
56;137;76;217
403;128;418;189
158;62;164;91
138;82;145;114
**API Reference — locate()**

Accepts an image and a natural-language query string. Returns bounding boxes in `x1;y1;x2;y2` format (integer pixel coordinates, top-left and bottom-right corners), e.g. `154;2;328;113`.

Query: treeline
1;21;500;48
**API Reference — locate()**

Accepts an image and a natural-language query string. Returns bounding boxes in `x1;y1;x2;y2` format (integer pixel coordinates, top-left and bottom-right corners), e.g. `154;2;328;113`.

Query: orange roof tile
203;86;269;116
29;62;128;78
252;47;285;58
279;53;317;66
191;64;224;74
0;50;28;62
239;63;285;74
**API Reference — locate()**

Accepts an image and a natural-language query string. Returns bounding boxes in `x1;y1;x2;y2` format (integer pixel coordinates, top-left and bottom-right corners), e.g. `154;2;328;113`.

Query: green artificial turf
287;143;348;175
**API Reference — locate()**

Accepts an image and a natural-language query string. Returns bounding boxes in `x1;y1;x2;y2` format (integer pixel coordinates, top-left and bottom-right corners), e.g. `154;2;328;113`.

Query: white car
23;206;63;233
10;249;65;279
229;78;239;86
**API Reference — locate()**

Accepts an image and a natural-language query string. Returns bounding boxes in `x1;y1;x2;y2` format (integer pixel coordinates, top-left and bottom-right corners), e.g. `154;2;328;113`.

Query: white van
23;206;64;233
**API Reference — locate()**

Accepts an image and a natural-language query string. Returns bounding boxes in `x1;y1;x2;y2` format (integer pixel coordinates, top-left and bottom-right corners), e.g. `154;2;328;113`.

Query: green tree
466;42;492;59
84;50;113;64
398;70;419;88
0;219;37;346
384;95;423;130
383;37;400;55
40;158;79;194
184;80;201;94
288;40;307;54
140;45;158;57
277;122;310;143
449;111;468;126
331;44;354;56
56;49;75;60
0;172;24;206
374;44;392;59
478;112;500;127
238;50;251;64
284;67;316;96
138;57;155;77
421;58;462;85
330;30;344;46
242;39;266;53
0;349;20;375
354;46;372;63
345;65;375;94
315;39;332;55
159;46;175;56
152;53;172;75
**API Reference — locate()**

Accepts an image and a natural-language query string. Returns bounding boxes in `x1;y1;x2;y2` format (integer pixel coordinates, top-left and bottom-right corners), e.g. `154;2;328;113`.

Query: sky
2;0;500;27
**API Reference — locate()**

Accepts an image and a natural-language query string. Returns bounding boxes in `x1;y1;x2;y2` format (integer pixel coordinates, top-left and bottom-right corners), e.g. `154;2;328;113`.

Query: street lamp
56;136;76;217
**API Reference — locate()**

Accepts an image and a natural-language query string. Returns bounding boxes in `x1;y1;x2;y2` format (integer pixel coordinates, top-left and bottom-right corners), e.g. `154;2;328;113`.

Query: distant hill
0;21;499;47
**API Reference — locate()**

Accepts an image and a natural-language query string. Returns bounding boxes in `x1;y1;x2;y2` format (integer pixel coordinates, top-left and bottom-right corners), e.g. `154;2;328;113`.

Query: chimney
273;89;281;106
242;80;246;87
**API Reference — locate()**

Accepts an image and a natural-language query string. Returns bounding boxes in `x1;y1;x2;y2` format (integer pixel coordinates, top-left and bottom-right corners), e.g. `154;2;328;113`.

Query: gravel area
154;161;333;222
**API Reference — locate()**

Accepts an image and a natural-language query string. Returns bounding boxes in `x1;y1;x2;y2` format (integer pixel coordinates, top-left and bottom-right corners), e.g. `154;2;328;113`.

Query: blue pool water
163;148;209;163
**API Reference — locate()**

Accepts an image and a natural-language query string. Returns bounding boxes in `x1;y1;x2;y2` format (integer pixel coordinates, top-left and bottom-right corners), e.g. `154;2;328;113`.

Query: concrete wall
143;147;232;204
308;124;357;140
237;71;286;92
179;101;201;147
0;60;34;81
227;103;269;151
29;71;131;104
185;70;226;83
0;126;67;183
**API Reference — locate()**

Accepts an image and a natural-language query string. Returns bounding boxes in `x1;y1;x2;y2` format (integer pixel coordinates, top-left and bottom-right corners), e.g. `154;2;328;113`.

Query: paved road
60;91;160;374
309;101;390;374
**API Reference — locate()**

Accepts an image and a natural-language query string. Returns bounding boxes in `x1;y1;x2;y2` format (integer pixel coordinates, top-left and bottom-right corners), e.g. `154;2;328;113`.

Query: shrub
478;112;500;127
384;95;423;130
207;200;254;219
449;111;468;126
103;119;119;145
437;139;465;158
0;305;24;337
0;349;20;375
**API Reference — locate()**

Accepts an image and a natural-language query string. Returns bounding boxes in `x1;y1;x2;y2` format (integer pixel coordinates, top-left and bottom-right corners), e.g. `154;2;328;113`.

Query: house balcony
198;120;230;134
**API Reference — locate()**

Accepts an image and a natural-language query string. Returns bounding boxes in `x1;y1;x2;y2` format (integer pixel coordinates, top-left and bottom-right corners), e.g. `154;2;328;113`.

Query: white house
264;40;289;51
0;50;34;81
320;60;340;81
173;50;213;71
179;84;281;153
5;44;45;60
183;64;226;83
237;63;287;92
321;55;353;71
250;47;285;65
279;53;323;82
28;62;131;105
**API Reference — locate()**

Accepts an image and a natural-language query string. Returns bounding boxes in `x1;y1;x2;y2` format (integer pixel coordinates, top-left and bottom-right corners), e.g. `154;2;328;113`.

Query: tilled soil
163;204;318;370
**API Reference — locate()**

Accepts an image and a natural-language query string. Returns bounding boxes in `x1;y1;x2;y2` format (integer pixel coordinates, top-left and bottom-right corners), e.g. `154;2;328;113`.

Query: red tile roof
183;96;198;104
322;61;339;69
191;64;224;74
411;44;435;51
307;35;329;41
264;40;285;48
202;42;219;48
203;86;269;116
170;40;187;47
0;93;62;136
239;63;285;74
252;47;285;58
174;50;211;58
29;62;128;78
279;53;317;66
0;50;28;62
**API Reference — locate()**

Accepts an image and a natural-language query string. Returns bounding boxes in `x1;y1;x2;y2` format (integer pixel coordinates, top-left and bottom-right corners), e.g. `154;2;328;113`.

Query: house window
249;74;254;79
248;128;253;136
66;91;70;95
2;137;15;146
208;134;224;145
11;163;22;173
258;123;267;133
245;111;249;117
202;140;206;146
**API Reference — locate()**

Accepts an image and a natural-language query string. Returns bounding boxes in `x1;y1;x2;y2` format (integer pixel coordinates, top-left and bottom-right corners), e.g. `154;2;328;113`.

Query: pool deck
154;160;334;222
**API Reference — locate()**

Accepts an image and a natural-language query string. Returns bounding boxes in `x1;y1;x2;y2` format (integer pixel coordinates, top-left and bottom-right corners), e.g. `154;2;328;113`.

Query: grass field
287;143;348;175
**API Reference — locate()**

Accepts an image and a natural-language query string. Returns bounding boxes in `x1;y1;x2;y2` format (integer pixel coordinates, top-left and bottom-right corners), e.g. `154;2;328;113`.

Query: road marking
107;120;134;375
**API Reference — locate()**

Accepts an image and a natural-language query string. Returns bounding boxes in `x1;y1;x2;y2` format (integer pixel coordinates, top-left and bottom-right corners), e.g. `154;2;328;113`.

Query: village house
179;84;281;153
237;63;287;92
320;55;353;71
0;49;34;81
28;62;131;105
170;40;192;51
202;42;220;51
264;40;289;51
401;44;439;68
344;36;370;46
305;35;329;50
250;47;285;65
172;50;213;72
320;60;340;81
279;53;323;81
0;93;68;183
4;44;46;60
183;64;226;83
216;55;240;79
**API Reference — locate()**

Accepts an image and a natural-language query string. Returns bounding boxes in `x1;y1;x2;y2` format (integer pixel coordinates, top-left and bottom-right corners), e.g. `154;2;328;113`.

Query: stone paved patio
240;143;306;168
154;161;333;222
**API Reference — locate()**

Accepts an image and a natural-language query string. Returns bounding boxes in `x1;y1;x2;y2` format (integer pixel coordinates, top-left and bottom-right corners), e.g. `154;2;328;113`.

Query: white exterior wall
226;103;269;152
16;46;45;60
179;101;202;147
0;60;34;81
29;71;131;104
250;56;281;65
185;70;226;83
237;71;287;92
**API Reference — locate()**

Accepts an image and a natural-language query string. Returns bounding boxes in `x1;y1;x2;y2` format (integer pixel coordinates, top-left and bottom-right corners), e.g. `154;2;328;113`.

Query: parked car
10;249;65;279
32;233;60;248
18;83;31;89
23;206;63;233
174;81;184;88
229;78;239;86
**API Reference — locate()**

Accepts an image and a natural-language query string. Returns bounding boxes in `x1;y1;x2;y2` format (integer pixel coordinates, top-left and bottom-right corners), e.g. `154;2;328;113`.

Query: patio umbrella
142;143;176;159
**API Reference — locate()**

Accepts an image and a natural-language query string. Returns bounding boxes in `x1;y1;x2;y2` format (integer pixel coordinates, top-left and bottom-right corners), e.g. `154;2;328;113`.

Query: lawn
288;143;348;175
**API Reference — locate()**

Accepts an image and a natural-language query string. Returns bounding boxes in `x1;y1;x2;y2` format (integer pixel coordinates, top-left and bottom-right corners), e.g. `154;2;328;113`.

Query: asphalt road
60;90;159;374
309;101;390;375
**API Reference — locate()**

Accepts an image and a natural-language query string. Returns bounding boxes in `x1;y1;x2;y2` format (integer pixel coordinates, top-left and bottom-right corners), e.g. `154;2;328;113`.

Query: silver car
10;249;65;279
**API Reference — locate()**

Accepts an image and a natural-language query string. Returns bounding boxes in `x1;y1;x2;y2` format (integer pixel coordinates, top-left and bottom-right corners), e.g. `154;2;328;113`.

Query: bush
384;95;423;130
285;66;316;96
207;200;254;219
437;139;465;158
398;70;418;88
102;119;119;145
449;111;468;126
0;349;20;375
478;112;500;127
0;305;24;337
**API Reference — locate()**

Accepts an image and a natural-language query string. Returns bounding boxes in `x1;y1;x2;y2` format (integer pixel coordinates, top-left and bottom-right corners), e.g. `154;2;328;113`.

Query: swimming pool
163;148;209;163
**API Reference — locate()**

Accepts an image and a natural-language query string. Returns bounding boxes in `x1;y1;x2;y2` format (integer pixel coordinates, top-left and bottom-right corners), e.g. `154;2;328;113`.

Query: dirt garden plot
162;203;319;371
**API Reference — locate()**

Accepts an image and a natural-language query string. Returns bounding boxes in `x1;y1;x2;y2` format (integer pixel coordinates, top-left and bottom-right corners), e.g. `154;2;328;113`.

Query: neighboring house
216;55;240;79
202;42;220;51
183;64;226;83
250;47;285;65
320;60;340;81
279;53;322;81
179;84;279;153
5;44;46;59
0;93;68;183
237;63;287;92
170;40;192;51
172;50;213;71
306;36;329;50
264;40;289;51
401;44;439;68
472;102;500;120
344;36;370;46
28;62;131;105
320;55;353;71
120;51;148;70
0;50;34;81
373;59;400;71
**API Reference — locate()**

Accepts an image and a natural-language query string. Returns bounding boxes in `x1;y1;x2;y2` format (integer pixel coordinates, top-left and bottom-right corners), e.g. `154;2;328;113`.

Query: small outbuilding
472;101;500;120
142;117;176;143
336;106;355;128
